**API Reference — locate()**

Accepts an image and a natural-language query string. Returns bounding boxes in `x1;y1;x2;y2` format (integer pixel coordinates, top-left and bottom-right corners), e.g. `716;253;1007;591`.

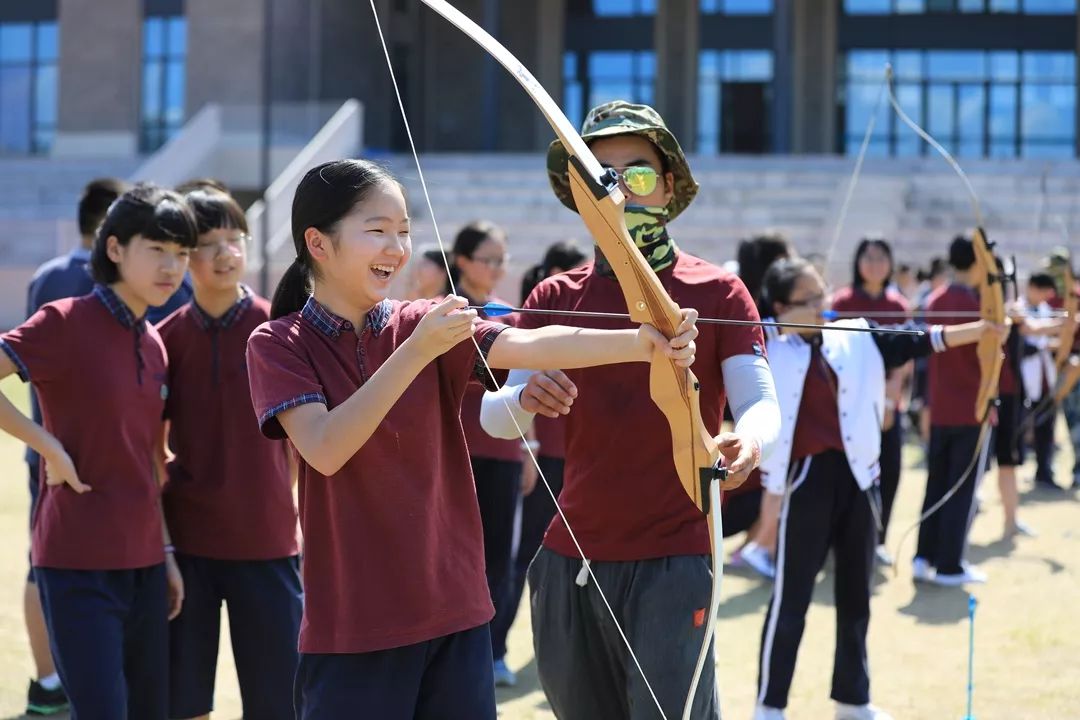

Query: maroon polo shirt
518;253;765;561
534;415;565;461
246;296;507;654
460;295;521;462
157;289;300;560
831;285;911;324
791;342;845;460
0;287;167;570
926;283;982;426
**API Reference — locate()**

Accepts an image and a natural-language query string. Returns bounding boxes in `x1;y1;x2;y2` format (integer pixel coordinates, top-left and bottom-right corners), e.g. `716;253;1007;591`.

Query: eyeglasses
193;235;249;260
608;165;659;196
471;255;509;269
787;293;826;308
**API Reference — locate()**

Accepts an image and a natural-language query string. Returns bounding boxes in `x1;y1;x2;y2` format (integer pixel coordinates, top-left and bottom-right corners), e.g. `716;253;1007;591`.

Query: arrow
472;302;925;336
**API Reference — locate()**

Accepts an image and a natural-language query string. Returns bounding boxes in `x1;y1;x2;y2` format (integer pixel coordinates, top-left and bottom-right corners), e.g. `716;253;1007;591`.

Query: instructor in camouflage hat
479;100;780;719
547;100;700;220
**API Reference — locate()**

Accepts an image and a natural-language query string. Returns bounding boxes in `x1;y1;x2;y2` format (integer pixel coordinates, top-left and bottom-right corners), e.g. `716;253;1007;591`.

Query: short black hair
948;235;975;271
90;184;198;284
1028;271;1057;290
184;189;248;235
77;178;126;237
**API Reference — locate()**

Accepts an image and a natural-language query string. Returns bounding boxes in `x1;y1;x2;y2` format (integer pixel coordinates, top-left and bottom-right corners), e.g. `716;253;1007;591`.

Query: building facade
0;0;1077;159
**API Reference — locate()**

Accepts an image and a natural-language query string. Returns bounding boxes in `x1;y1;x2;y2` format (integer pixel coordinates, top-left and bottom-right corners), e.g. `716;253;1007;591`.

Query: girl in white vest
753;258;1003;720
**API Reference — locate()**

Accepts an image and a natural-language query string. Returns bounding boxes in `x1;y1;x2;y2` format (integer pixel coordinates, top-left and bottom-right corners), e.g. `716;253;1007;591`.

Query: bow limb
414;2;725;717
1054;259;1077;372
970;228;1006;422
885;65;1006;569
883;65;1005;421
419;0;723;514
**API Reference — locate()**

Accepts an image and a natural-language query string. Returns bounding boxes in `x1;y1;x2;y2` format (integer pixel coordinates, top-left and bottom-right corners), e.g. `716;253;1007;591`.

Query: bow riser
566;158;721;517
972;228;1005;421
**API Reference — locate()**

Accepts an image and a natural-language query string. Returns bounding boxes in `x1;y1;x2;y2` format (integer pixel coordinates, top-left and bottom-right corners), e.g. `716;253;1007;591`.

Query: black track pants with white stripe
756;449;876;710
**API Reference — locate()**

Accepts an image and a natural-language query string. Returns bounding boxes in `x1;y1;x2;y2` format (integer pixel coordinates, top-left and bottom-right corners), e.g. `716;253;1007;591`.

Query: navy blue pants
472;457;522;659
490;455;563;661
168;554;302;720
36;564;168;720
27;460;39;583
293;624;496;720
917;425;983;575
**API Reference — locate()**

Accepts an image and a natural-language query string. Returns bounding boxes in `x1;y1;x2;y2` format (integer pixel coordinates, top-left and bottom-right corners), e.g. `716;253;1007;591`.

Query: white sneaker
835;702;894;720
753;704;787;720
874;545;894;567
911;557;934;583
932;562;987;587
742;542;776;580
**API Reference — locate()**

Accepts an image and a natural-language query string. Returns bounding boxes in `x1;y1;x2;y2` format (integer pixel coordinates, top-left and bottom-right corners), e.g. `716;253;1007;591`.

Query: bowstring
367;3;671;716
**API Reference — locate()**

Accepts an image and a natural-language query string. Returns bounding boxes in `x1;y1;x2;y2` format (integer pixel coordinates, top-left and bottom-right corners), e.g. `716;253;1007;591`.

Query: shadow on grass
897;583;972;625
968;536;1066;575
495;654;550;710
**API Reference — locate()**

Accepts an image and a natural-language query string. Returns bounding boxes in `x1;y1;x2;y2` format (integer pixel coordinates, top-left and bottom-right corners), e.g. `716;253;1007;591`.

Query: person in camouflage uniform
480;100;780;719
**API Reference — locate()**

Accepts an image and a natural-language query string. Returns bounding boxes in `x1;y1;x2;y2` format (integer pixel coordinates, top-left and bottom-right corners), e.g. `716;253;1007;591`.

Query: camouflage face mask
594;204;676;278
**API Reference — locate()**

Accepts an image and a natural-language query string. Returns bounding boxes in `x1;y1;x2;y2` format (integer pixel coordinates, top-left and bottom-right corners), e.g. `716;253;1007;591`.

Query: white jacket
760;319;885;495
1020;301;1057;402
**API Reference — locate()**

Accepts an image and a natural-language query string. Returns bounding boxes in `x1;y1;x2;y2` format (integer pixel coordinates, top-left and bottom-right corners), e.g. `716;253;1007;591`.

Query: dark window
840;49;1075;158
140;8;186;152
0;19;57;155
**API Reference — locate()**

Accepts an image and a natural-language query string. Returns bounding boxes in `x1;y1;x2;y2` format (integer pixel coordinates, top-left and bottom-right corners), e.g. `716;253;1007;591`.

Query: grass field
0;374;1076;719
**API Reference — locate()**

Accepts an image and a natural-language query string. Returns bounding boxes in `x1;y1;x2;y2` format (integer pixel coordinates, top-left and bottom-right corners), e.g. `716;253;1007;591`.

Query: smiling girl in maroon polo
244;159;699;719
0;184;194;720
157;189;301;720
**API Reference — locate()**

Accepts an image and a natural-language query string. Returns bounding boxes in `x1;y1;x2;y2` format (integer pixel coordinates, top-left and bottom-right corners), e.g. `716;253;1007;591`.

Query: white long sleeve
479;368;536;439
480;357;781;464
722;353;781;463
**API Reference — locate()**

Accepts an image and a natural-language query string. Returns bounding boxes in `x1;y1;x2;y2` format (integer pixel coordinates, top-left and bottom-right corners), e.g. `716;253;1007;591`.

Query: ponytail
272;159;399;320
271;258;310;319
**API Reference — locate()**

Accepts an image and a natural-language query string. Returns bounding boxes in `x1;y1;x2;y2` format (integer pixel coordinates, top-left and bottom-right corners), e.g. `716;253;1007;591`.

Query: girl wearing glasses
480;100;782;719
244;159;698;718
156;189;301;720
753;257;1001;720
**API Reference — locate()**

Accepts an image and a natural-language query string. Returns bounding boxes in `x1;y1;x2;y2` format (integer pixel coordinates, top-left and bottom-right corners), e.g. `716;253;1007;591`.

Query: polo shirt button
845;436;852;442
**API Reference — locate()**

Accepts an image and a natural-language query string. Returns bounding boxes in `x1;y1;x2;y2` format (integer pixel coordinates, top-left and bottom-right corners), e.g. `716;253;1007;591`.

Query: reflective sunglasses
610;165;659;196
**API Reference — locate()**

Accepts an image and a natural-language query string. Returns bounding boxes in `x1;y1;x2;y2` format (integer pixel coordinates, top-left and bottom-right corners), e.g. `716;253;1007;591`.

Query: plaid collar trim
93;284;145;331
301;297;391;339
192;285;254;331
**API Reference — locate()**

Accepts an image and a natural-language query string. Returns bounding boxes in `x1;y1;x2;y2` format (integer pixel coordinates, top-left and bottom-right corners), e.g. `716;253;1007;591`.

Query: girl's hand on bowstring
408;295;479;361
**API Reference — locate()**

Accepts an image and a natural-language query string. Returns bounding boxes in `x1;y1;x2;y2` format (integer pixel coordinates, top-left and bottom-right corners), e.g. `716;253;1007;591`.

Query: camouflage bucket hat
546;100;699;221
1046;245;1071;267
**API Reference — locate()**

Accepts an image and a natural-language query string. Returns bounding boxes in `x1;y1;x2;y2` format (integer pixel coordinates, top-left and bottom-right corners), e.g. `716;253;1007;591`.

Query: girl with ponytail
245;159;700;718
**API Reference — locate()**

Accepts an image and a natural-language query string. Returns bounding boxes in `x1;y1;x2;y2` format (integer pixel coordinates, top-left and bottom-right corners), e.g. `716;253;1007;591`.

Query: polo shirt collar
93;284;146;331
191;285;254;331
301;296;391;339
